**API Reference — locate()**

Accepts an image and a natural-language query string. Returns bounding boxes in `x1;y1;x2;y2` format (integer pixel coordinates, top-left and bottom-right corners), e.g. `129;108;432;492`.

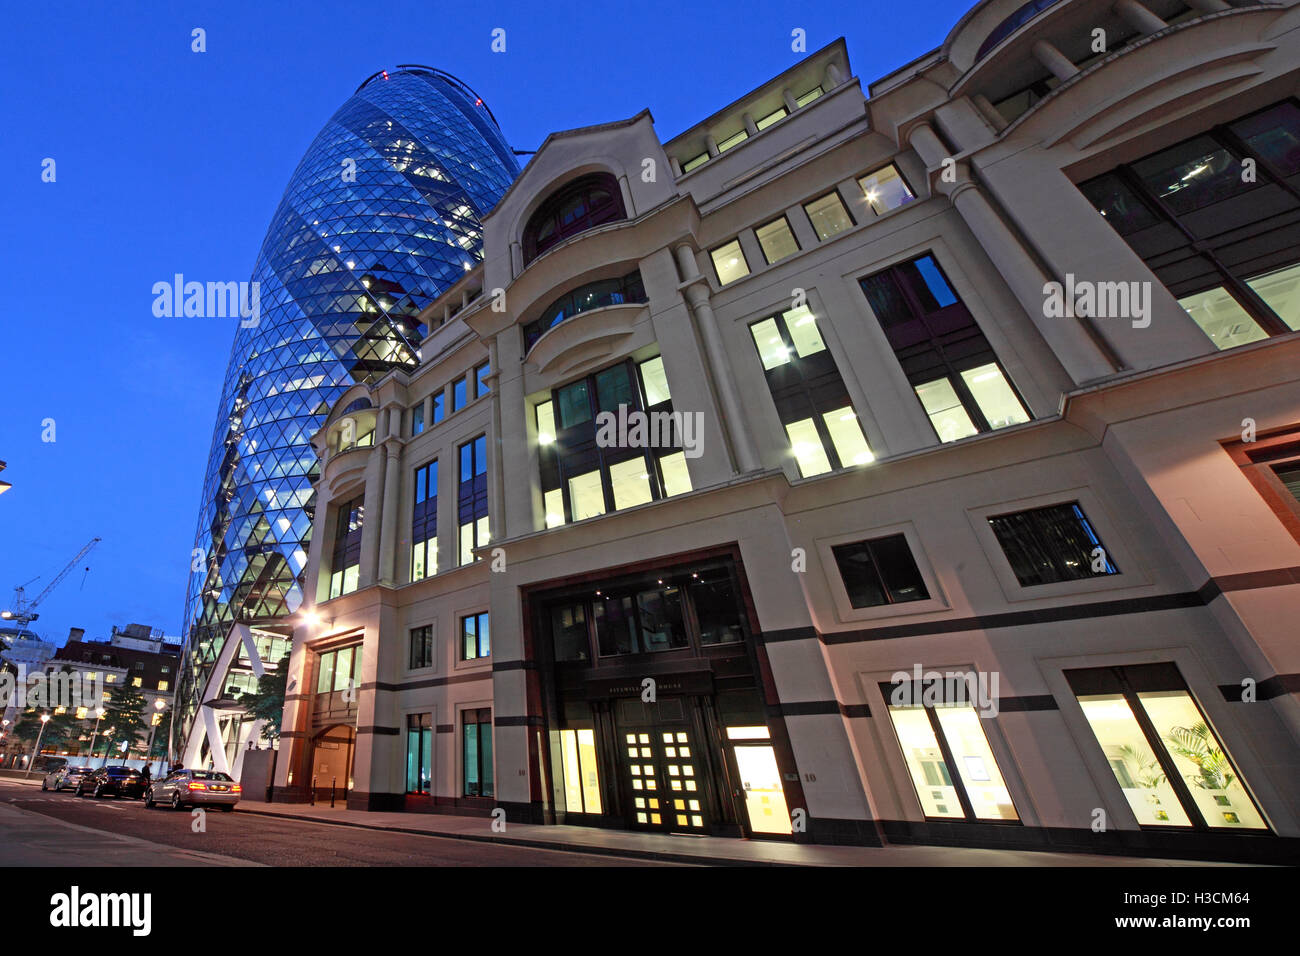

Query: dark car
76;766;146;799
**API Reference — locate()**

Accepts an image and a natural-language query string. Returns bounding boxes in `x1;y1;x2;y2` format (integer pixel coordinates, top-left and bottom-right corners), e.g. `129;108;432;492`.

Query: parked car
145;769;241;811
42;765;93;792
76;766;146;799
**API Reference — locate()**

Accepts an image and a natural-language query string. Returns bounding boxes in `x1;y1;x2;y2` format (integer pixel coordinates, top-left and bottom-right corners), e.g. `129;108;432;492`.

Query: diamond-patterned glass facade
175;68;519;753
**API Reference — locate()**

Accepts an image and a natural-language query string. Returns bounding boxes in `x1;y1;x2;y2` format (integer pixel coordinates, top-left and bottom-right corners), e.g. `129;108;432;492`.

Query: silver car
42;765;93;793
144;769;241;811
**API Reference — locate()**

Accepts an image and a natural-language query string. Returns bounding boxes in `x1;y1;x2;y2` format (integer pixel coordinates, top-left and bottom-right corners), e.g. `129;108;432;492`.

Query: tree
11;706;81;753
100;682;148;762
238;652;291;742
148;708;172;760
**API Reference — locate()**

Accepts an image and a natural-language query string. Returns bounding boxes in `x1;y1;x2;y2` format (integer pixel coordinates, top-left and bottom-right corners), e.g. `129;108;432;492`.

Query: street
0;780;682;867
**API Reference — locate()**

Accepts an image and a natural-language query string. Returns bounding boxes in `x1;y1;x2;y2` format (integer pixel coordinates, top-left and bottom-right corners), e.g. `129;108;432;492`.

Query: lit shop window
327;496;364;598
411;459;437;581
755;216;800;265
727;725;793;835
804;191;854;240
857;164;915;216
831;533;929;608
1067;664;1267;830
710;239;750;285
859;253;1030;443
457;436;488;566
536;357;691;528
988;501;1118;587
560;728;603;814
882;680;1019;822
749;306;873;477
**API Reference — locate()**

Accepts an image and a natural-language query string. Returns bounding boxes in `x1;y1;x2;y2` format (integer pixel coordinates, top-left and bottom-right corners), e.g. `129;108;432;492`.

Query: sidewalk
235;800;1236;867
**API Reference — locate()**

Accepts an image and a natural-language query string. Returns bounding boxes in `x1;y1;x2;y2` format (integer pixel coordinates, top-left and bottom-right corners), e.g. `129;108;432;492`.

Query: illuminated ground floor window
560;728;602;814
1067;664;1267;830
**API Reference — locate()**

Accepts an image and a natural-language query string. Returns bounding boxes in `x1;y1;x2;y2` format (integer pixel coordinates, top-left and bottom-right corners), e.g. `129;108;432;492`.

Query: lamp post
24;712;51;777
146;698;167;776
1;718;9;769
89;708;105;764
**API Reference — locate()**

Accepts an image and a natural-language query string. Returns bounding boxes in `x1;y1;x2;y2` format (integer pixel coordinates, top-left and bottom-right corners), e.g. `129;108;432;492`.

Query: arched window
522;270;646;352
523;173;626;264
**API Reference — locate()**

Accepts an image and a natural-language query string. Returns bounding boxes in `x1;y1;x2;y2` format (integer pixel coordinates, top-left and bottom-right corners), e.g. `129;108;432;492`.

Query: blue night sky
0;0;971;646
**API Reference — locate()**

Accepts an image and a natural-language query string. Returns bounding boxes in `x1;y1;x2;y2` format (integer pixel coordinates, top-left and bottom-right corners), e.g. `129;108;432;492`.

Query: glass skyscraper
176;67;519;762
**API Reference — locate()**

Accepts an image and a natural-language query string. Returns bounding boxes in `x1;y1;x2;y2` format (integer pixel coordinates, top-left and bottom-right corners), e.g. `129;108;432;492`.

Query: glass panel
556;381;592;429
577;728;601;813
859;165;915;215
480;720;493;797
831;541;887;608
1177;287;1269;349
452;378;467;411
756;107;787;130
1230;102;1300;176
693;569;744;645
887;706;963;818
636;587;687;651
735;745;793;834
333;647;353;693
750;317;791;370
461;616;477;659
552;604;589;662
536;401;556;445
568;470;606;520
594;595;637;656
871;534;930;603
1131;136;1257;216
412;404;424;435
595;364;635;413
658;452;692;498
543;488;566;528
988;502;1117;587
476;362;491;397
726;726;770;740
638;356;671;405
316;651;334;695
823;407;874;466
711;240;750;285
784;418;832;477
476;614;490;657
681;153;708;173
1245;263;1300;331
609;458;654;510
1080;173;1160;236
431;392;445;423
1077;694;1192;827
341;565;359;595
756;217;799;264
804;191;853;240
561;729;584;810
932;705;1018;821
717;129;748;152
783;306;826;356
464;722;479;795
913;255;958;308
915;378;979;443
459;522;474;566
1139;691;1267;829
795;87;823;106
960;363;1030;430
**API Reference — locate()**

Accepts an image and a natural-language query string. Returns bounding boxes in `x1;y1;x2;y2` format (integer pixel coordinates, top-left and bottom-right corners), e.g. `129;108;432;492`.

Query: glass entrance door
622;728;707;833
733;744;792;835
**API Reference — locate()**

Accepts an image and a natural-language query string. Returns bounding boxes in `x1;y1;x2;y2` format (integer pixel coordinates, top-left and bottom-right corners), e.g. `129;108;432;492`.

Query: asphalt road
0;780;681;866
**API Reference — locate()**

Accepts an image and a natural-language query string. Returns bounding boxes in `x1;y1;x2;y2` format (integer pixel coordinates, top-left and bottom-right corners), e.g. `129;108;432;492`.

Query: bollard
330;777;336;808
311;775;317;806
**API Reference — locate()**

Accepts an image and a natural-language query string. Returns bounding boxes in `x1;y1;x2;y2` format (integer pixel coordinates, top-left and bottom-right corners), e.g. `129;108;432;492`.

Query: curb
235;805;800;867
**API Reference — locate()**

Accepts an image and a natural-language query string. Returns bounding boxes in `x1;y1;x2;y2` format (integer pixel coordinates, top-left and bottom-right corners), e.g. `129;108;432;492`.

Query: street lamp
146;698;168;776
89;708;105;765
23;712;51;778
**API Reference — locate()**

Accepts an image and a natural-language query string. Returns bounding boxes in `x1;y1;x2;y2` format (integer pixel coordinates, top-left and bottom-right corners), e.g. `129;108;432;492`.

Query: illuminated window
748;306;873;477
831;534;929;608
131;678;142;688
882;678;1020;822
315;645;362;697
857;164;915;216
681;152;709;173
755;107;788;130
795;86;823;106
411;459;437;581
804;191;854;240
1068;664;1267;830
859;253;1029;443
327;495;365;598
560;728;603;813
755;216;799;265
457;436;488;565
717;129;748;152
710;239;750;285
987;501;1118;587
157;680;168;691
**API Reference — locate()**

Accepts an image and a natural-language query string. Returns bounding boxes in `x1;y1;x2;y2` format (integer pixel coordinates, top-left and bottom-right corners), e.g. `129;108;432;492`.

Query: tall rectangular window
536;356;691;528
1067;664;1267;830
412;403;425;436
409;624;433;670
431;390;445;424
475;361;491;398
748;306;873;477
327;495;364;598
463;708;493;797
831;534;929;608
710;239;750;285
411;460;437;581
859;253;1030;443
858;164;915;216
755;216;799;264
315;644;362;697
406;713;432;795
452;377;467;412
804;191;855;240
460;611;490;660
882;679;1020;822
987;501;1118;587
560;728;603;814
458;436;488;565
1080;100;1300;348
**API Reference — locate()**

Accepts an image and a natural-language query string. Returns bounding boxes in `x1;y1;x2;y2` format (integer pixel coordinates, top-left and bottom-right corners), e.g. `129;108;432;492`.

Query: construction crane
1;537;102;627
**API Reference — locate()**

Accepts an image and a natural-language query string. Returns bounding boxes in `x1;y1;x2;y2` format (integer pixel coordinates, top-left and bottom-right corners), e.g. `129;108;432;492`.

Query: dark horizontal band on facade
492;659;536;672
357;725;401;735
775;694;1058;718
362;671;492;693
436;724;454;734
494;714;545;727
1218;672;1300;702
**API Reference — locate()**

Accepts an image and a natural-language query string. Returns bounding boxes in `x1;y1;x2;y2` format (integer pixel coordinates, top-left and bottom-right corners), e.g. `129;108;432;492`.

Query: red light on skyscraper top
382;71;389;80
475;98;483;106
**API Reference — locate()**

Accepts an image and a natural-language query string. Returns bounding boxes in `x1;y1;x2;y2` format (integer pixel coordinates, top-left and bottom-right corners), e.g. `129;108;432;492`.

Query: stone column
972;93;1008;133
1113;0;1166;34
1185;0;1229;13
377;439;402;585
357;451;385;589
1032;39;1079;82
486;337;506;542
673;243;761;474
742;112;759;136
782;89;799;113
906;122;1115;383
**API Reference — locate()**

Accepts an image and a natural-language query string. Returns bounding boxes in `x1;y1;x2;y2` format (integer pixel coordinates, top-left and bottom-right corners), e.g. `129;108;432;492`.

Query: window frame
754;215;801;265
709;238;750;286
411;459;438;582
408;624;434;670
459;611;490;661
1221;424;1300;545
803;190;856;241
522;173;627;264
461;706;494;798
